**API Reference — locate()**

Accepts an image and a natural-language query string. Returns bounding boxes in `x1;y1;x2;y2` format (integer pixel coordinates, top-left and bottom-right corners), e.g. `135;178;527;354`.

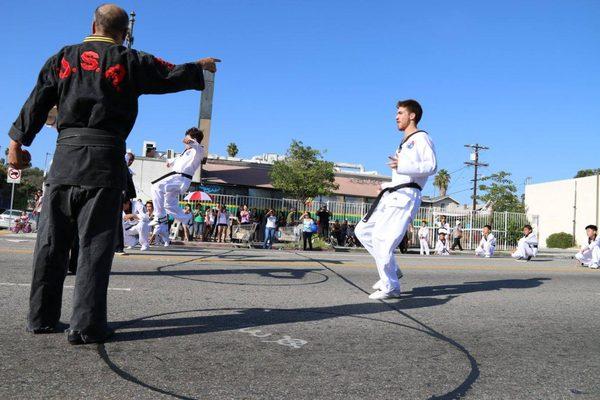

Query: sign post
7;168;22;230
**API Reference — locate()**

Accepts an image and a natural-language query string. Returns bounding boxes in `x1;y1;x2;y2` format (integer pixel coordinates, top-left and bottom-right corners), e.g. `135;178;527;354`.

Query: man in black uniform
7;4;220;345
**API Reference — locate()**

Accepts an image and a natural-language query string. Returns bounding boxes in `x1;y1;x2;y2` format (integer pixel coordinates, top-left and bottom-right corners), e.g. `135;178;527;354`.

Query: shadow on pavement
112;267;325;280
109;299;456;343
405;277;550;298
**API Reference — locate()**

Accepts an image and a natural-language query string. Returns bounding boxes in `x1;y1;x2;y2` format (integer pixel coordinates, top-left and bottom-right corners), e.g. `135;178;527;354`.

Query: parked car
0;209;24;229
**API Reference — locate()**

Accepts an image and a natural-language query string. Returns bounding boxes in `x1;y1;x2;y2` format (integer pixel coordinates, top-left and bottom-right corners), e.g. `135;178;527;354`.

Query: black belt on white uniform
57;127;125;150
151;171;193;184
362;182;422;222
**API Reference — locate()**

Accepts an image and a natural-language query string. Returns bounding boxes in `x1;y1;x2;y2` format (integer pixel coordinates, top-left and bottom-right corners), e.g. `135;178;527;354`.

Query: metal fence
181;193;533;251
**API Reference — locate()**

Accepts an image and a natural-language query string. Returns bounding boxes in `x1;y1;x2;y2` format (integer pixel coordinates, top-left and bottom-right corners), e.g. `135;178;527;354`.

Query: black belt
362;182;422;222
57;128;125;150
151;171;193;184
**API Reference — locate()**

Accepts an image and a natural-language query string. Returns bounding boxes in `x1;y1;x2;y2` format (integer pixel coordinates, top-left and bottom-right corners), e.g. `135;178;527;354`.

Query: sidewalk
0;230;576;259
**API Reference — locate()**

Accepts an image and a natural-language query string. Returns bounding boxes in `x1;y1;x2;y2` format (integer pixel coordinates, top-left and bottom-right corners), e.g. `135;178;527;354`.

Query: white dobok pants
355;189;420;294
152;223;170;245
512;238;537;259
575;246;600;267
419;238;430;255
475;243;495;257
123;221;149;248
151;175;192;223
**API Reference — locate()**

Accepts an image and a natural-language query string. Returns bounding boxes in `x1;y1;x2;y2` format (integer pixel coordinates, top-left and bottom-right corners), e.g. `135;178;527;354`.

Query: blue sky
1;0;599;203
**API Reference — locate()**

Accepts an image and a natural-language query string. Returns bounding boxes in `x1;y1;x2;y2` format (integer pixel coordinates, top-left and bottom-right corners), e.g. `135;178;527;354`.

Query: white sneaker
369;290;401;300
140;245;149;251
372;280;383;290
163;240;170;247
125;246;133;250
484;255;490;258
590;263;599;269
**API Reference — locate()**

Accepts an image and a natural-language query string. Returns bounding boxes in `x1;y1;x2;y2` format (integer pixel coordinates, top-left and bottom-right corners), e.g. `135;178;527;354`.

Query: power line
464;144;489;211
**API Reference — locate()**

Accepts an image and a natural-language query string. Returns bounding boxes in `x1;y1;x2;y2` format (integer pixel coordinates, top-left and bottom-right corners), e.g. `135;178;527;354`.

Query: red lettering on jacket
81;51;100;72
59;57;72;79
154;57;175;71
105;64;126;91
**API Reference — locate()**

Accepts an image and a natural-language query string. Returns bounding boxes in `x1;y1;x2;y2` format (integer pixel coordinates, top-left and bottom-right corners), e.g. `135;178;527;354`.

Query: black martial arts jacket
9;35;205;189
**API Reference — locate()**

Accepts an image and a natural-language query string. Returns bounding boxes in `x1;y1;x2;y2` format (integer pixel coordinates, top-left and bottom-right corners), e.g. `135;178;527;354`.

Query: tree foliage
574;168;600;178
270;140;339;202
0;164;45;210
226;142;239;158
477;171;524;213
433;169;450;197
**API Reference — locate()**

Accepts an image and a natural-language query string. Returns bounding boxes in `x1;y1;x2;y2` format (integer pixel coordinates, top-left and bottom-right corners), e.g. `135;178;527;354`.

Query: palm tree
433;169;450;197
226;142;239;158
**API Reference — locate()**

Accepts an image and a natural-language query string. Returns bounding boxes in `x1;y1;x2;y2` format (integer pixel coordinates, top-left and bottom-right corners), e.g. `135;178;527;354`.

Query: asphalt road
0;236;598;400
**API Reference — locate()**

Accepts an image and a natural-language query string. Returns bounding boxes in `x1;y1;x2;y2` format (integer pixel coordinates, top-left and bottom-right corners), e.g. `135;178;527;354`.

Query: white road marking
0;282;131;291
238;326;308;349
5;239;30;243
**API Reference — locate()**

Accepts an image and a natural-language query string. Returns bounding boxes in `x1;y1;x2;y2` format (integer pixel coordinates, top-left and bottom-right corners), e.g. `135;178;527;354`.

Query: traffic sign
7;168;21;184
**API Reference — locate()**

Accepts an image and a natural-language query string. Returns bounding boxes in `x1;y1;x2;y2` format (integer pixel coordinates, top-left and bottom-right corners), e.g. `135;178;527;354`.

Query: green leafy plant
546;232;574;248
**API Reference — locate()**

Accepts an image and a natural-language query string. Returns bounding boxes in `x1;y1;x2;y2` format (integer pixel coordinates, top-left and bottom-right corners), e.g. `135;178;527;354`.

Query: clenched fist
8;140;31;170
197;57;221;73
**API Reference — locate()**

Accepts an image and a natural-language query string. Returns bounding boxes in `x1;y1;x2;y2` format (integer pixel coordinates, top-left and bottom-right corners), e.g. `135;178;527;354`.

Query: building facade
525;174;600;248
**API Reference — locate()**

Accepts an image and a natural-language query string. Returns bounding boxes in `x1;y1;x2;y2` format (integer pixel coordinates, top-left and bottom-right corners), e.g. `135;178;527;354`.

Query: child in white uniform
122;199;150;251
575;225;599;269
475;224;496;258
512;224;538;261
418;220;430;255
150;128;204;226
435;229;450;256
355;99;437;300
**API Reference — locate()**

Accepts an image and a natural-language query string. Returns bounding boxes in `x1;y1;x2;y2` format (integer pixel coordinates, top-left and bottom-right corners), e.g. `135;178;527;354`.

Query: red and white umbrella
183;191;212;201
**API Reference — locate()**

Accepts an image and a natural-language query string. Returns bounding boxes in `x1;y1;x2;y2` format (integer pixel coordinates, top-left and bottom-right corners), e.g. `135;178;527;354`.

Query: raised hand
197;57;221;73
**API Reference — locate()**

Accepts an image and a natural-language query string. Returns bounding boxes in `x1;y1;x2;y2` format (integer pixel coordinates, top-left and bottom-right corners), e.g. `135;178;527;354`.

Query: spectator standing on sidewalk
451;221;464;251
191;205;204;241
302;211;316;251
263;209;277;249
317;205;331;238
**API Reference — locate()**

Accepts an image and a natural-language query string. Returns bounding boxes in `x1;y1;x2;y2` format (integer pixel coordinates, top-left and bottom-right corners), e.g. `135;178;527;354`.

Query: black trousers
28;184;122;335
451;237;463;251
303;232;313;250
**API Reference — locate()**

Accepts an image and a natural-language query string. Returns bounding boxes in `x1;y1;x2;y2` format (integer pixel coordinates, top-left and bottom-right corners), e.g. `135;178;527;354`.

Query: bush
546;232;574;248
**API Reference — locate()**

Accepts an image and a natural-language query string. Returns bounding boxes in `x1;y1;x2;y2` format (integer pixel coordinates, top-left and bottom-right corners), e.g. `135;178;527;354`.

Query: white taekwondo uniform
575;236;600;269
123;200;150;250
355;130;437;295
475;233;496;257
512;232;539;260
435;237;450;256
151;140;204;224
418;226;430;255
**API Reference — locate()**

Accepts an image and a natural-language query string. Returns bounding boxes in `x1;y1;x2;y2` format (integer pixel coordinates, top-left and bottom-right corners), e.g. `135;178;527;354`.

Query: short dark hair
484;225;492;230
397;99;423;124
94;4;129;37
585;225;598;231
185;127;204;142
524;224;533;231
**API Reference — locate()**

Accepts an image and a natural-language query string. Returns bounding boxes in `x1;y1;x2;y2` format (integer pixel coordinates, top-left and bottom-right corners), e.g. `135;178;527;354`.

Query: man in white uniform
356;99;437;300
418;220;430;255
512;224;538;261
122;199;150;251
150;128;204;226
475;224;496;258
575;225;599;269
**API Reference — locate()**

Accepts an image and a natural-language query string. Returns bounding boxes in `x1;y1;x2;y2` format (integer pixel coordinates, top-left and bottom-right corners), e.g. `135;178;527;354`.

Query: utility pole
464;144;489;211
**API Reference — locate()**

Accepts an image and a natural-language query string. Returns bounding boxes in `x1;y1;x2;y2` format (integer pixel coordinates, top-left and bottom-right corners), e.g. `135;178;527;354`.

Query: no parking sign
7;168;21;184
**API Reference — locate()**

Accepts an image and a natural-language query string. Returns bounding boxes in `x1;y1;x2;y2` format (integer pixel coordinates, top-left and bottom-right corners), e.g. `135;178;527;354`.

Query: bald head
93;4;128;42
